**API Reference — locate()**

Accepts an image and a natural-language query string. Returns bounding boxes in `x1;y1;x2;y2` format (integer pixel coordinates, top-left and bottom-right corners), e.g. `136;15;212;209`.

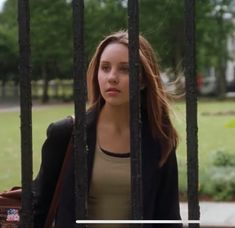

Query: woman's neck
99;103;130;132
97;103;130;153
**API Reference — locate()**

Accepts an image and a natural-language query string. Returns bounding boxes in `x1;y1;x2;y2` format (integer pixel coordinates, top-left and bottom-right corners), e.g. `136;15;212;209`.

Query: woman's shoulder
46;116;74;140
86;107;99;126
45;108;98;141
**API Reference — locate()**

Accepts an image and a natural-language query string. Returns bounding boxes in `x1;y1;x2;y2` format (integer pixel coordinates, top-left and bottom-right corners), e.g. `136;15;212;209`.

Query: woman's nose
107;70;119;84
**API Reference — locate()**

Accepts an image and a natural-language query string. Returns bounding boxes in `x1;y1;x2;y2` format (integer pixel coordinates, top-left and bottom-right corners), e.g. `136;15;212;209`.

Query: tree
196;0;235;98
0;0;73;102
0;0;18;84
30;0;72;102
1;0;234;100
0;24;18;81
139;0;185;78
84;0;127;61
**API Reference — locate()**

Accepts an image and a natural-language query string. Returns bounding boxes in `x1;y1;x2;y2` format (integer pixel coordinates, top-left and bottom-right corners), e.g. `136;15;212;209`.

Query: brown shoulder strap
44;136;73;228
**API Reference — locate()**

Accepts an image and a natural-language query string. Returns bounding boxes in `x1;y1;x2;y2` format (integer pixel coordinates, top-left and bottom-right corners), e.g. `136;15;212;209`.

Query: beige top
88;145;131;228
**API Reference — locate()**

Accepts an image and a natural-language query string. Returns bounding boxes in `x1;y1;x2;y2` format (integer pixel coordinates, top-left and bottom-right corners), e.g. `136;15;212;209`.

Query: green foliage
212;149;235;166
0;0;18;82
0;24;18;82
200;149;235;200
84;0;127;61
139;0;184;75
30;0;73;80
201;166;235;200
0;0;235;90
196;0;235;71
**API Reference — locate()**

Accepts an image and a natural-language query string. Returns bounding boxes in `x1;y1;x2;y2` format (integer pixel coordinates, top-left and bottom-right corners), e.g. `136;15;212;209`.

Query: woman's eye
101;65;110;72
120;66;129;73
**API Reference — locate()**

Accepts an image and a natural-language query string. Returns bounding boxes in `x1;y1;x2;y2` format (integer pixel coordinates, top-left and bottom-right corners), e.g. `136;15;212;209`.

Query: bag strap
44;129;74;228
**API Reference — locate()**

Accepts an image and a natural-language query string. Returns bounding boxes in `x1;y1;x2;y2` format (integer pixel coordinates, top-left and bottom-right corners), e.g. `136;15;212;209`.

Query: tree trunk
1;80;6;98
172;23;184;79
14;81;19;98
42;64;49;103
216;11;227;100
216;65;227;99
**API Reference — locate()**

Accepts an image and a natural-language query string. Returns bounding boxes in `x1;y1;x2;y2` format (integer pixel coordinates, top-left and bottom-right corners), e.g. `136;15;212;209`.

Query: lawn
173;99;235;196
0;103;74;190
0;99;235;198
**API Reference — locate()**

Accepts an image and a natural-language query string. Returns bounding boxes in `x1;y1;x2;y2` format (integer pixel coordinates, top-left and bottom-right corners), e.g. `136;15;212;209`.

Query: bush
200;150;235;200
201;167;235;200
212;149;235;167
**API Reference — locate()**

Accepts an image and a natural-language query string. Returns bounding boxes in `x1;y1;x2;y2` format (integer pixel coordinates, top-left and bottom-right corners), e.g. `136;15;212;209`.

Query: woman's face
98;42;129;107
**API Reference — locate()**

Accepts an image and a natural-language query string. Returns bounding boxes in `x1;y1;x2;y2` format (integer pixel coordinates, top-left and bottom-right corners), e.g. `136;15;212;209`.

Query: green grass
173;100;235;194
0;103;73;191
0;100;235;197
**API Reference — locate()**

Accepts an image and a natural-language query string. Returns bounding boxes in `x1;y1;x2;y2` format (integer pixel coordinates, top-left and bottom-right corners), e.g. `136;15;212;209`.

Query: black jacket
33;108;182;228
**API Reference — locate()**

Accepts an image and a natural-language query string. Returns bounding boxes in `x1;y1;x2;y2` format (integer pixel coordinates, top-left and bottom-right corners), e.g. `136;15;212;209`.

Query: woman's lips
106;88;120;96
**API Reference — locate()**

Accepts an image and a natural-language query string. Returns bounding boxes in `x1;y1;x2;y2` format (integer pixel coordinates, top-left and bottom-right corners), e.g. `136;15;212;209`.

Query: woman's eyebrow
100;61;110;64
100;61;129;65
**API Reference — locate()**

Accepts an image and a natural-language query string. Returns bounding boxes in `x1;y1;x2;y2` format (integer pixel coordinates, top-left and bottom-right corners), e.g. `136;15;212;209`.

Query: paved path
180;201;235;227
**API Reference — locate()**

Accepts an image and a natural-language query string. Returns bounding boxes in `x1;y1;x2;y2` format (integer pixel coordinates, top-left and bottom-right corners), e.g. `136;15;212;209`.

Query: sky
0;0;6;12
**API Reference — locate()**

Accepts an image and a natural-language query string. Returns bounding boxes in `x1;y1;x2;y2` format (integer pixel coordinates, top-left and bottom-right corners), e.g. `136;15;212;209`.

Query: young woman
33;31;182;228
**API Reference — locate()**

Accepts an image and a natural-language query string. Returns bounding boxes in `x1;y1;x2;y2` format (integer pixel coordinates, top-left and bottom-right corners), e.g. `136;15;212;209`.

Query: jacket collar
86;107;99;183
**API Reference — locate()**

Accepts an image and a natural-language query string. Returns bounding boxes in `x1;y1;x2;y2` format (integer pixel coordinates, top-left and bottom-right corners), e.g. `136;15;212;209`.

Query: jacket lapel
86;108;99;188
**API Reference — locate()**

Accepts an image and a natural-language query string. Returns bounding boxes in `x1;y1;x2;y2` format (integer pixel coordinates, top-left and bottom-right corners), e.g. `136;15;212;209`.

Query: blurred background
1;0;235;101
0;0;235;204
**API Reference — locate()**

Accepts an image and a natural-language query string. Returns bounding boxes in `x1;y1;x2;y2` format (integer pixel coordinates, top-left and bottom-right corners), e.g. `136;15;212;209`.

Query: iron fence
18;0;199;227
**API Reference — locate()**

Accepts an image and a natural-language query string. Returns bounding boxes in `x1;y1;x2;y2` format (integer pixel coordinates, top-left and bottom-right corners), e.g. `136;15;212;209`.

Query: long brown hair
87;31;178;167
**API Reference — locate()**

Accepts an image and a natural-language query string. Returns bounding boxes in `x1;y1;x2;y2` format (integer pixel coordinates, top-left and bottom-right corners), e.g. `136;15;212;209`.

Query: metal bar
18;0;33;227
128;0;143;223
184;0;200;227
72;0;87;226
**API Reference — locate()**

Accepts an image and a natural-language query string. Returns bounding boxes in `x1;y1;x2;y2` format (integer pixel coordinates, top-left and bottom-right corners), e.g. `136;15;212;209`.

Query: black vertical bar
184;0;200;227
128;0;143;223
18;0;32;227
72;0;87;226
